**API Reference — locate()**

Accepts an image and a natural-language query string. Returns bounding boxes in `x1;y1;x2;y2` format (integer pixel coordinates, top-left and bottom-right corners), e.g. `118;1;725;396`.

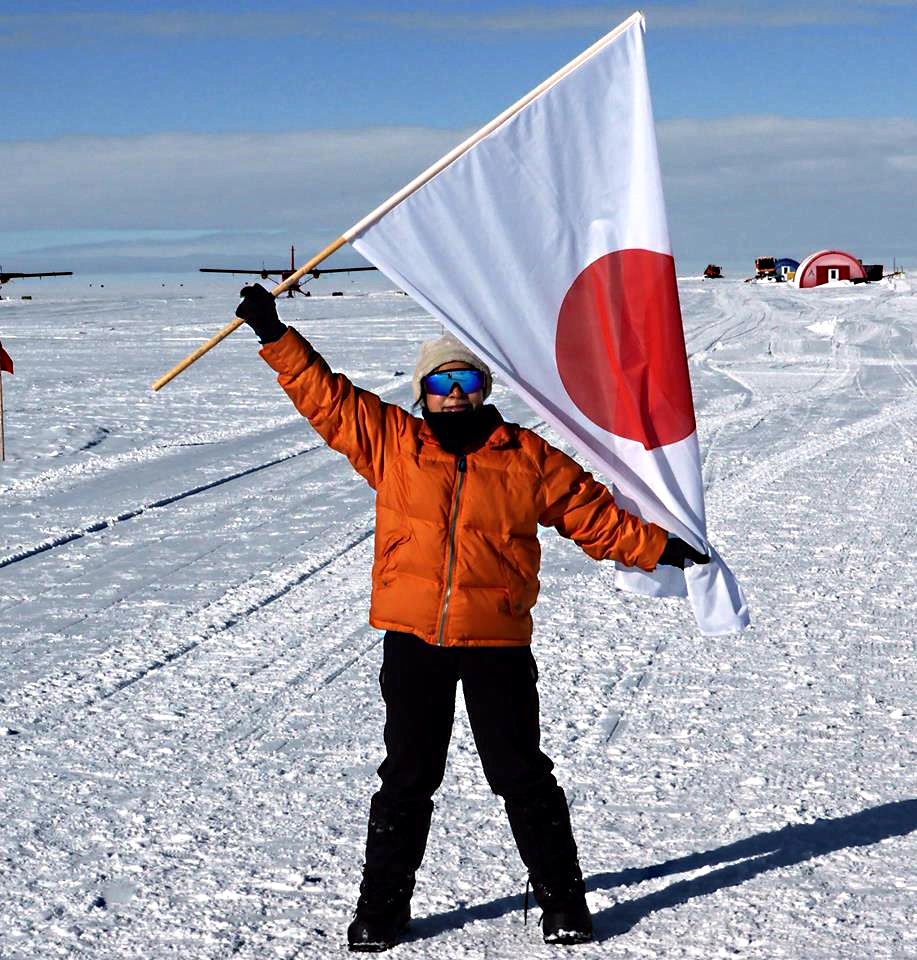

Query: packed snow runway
1;274;915;958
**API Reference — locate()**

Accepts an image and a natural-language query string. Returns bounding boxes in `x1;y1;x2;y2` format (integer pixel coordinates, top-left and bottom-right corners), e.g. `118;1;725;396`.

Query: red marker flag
347;13;748;634
0;340;12;375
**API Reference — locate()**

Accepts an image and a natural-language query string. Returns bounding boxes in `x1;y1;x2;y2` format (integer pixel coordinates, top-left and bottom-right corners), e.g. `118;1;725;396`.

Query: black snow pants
358;630;582;905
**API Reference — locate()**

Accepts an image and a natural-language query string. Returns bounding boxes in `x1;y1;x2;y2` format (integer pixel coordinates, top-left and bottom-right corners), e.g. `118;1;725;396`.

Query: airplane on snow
200;245;377;297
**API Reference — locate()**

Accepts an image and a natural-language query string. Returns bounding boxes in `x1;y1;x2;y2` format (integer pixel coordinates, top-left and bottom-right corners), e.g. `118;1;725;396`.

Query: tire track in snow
601;632;669;747
0;439;360;631
7;509;377;718
705;341;858;425
704;393;917;518
697;344;860;489
685;283;864;488
96;525;377;705
219;621;384;748
879;323;917;394
682;283;770;358
0;413;305;504
0;443;325;573
0;374;412;572
0;373;412;506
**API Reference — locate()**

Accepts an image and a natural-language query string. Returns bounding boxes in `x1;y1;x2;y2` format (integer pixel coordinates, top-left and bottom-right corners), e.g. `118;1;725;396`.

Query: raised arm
238;284;409;489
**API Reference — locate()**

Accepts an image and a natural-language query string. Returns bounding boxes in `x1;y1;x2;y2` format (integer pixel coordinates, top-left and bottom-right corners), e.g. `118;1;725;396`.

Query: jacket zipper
436;454;467;645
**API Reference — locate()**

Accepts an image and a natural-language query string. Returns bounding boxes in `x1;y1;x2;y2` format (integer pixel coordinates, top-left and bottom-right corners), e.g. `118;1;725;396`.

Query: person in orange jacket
236;284;708;951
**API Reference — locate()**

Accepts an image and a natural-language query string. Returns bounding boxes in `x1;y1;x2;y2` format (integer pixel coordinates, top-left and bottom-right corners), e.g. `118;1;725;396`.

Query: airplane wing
307;266;377;277
0;270;73;283
199;268;284;276
199;266;378;276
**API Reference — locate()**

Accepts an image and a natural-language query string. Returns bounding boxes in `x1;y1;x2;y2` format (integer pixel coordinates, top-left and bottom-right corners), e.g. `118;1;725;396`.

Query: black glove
657;536;710;569
236;283;287;344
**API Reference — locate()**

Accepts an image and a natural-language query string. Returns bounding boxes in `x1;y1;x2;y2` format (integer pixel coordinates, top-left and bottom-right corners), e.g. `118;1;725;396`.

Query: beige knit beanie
412;333;493;403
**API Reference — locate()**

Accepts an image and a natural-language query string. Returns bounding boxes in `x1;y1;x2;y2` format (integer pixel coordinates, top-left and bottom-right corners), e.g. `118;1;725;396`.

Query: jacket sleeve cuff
258;326;313;375
643;522;670;571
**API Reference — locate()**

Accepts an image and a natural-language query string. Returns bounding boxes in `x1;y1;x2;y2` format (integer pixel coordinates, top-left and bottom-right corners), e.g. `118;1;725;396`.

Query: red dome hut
793;250;867;288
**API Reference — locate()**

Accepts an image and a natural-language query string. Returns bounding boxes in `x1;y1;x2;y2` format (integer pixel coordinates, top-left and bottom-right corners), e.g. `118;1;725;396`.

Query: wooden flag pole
151;235;348;391
0;372;6;463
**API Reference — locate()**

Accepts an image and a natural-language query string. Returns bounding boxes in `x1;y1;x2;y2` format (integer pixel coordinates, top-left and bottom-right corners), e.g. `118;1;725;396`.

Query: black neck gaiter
422;405;500;455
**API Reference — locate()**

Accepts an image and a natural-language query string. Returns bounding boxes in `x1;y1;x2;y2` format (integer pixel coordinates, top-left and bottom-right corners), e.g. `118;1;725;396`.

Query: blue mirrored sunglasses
422;368;486;396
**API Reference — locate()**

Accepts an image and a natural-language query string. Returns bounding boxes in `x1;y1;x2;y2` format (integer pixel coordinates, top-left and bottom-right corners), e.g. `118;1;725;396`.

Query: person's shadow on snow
411;798;916;943
589;797;916;941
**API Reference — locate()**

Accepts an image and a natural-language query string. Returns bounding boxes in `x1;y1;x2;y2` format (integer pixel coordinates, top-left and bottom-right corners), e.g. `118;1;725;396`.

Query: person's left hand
657;537;710;568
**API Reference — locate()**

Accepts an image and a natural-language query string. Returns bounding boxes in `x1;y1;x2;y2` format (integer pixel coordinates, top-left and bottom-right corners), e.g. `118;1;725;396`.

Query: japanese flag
348;13;749;635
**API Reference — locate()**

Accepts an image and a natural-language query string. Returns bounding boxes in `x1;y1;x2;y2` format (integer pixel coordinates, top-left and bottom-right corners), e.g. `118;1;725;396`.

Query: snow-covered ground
1;274;915;959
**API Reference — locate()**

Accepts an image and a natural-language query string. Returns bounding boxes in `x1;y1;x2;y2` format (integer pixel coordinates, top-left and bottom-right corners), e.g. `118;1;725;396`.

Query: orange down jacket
261;328;668;647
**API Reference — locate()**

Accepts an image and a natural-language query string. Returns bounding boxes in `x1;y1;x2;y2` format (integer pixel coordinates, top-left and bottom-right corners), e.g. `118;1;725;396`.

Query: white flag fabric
348;14;749;635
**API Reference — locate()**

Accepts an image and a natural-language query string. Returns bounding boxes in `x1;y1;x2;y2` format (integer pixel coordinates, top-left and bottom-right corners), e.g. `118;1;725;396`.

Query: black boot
533;873;593;945
348;793;433;952
506;785;593;945
347;873;413;952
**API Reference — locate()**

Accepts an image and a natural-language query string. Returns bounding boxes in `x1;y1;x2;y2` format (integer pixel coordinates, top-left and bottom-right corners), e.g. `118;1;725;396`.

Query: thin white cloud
1;2;912;46
366;6;800;31
0;127;467;268
657;115;917;263
0;127;468;231
887;153;917;170
0;11;327;46
2;116;914;271
358;1;901;31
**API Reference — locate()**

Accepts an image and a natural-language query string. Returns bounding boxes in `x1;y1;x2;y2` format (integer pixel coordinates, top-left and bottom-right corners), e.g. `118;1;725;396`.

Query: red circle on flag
555;248;695;450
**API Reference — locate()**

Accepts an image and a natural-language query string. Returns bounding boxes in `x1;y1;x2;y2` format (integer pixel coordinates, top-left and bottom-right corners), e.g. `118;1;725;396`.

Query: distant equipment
774;258;799;282
863;264;885;282
703;264;722;279
199;244;377;297
754;256;777;279
746;256;799;283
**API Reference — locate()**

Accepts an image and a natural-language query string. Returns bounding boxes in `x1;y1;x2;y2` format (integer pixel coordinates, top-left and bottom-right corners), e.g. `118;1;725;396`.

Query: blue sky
2;1;915;274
